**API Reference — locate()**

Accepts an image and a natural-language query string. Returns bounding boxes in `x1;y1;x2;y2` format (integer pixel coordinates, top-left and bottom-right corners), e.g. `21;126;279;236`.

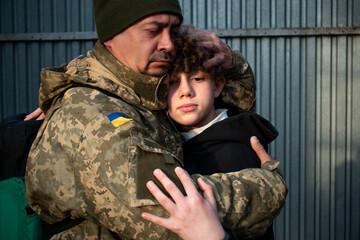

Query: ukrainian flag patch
107;112;133;127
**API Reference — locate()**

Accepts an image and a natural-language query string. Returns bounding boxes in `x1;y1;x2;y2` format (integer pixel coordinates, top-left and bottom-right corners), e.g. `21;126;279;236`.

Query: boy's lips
178;103;197;112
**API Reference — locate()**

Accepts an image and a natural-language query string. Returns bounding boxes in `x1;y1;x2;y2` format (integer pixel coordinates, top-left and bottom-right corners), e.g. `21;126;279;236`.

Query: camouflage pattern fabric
25;41;287;239
220;51;256;112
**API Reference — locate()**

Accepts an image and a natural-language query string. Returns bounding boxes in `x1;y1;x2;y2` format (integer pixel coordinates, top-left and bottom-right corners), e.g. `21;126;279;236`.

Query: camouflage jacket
25;42;287;239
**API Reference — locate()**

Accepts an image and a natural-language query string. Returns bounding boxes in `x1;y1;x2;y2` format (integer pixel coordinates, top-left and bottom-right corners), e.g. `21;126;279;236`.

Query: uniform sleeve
220;50;256;112
25;104;181;239
194;160;287;238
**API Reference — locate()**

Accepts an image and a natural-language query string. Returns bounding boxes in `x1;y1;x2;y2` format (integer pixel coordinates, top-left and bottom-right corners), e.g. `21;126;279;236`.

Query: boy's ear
214;76;226;98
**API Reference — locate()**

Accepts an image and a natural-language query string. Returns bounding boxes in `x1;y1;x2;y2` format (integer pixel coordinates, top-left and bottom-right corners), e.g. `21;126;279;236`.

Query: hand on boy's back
250;136;274;166
24;108;45;121
187;28;233;70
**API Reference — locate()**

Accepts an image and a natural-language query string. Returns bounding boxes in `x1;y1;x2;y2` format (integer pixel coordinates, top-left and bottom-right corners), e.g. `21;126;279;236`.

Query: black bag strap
42;218;85;240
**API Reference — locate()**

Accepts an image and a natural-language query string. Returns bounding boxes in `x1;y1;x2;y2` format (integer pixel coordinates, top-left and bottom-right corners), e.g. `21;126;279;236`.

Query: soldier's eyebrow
142;20;181;29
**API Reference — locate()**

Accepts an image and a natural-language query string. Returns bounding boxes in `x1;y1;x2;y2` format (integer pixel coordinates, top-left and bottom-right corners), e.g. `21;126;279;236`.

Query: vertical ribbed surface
0;0;96;117
1;1;359;239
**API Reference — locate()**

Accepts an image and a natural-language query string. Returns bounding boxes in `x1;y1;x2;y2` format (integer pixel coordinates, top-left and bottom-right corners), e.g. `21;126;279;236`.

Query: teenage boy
142;26;280;239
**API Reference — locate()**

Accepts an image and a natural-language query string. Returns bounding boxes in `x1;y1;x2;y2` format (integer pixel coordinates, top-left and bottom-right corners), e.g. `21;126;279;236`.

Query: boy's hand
142;167;225;240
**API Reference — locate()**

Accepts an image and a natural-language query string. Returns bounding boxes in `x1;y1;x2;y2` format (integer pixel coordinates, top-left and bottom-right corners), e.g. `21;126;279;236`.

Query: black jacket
182;108;278;240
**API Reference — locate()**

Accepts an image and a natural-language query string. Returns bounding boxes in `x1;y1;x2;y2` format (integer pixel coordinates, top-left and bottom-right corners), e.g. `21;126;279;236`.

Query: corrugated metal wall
1;0;359;239
0;0;96;118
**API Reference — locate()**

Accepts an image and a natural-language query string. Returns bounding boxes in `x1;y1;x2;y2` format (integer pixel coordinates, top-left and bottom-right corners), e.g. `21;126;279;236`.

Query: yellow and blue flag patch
107;112;133;127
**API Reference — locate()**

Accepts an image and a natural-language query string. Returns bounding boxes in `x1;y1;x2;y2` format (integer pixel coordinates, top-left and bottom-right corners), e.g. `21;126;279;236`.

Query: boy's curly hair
172;26;223;82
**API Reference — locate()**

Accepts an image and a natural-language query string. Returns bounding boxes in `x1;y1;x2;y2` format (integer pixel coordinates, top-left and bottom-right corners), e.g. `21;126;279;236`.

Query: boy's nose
179;79;193;98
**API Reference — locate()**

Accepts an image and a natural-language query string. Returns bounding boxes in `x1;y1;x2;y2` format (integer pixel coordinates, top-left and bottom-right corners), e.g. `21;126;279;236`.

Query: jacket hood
39;41;169;113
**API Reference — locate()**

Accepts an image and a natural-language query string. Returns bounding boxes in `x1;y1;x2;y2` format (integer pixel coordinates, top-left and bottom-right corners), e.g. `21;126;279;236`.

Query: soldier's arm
198;139;286;238
143;138;287;239
195;162;286;238
221;50;256;111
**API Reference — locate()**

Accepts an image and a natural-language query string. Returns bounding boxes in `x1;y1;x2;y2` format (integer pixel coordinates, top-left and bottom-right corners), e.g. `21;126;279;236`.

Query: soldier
25;0;287;239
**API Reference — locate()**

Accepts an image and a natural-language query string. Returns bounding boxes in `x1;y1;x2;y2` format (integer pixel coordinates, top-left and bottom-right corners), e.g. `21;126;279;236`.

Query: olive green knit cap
93;0;183;43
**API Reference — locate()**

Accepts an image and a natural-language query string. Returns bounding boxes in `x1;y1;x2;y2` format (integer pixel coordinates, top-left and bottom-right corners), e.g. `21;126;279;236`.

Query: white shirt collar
181;109;228;142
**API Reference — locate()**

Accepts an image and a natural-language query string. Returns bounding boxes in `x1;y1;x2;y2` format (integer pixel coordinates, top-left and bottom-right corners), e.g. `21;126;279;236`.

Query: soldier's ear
103;38;114;50
214;76;225;98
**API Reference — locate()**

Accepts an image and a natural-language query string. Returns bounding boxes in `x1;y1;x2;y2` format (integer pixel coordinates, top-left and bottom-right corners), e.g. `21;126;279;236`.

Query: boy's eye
190;71;207;82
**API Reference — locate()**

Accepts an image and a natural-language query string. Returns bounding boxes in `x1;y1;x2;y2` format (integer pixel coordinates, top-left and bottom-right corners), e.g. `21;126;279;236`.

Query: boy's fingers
250;136;273;165
153;169;185;204
146;180;175;214
174;167;199;196
141;212;170;229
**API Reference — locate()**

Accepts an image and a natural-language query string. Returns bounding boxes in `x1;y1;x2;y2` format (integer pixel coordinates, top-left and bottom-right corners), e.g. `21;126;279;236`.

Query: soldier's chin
147;66;171;77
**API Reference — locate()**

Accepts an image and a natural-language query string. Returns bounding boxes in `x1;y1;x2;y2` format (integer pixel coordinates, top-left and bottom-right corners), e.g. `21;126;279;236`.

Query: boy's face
167;70;225;132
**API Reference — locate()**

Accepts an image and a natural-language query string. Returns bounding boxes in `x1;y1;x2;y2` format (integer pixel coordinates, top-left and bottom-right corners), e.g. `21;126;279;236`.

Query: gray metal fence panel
0;0;96;118
1;0;359;239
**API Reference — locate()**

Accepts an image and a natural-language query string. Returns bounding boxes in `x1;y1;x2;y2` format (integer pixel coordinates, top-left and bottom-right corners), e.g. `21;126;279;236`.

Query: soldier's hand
142;167;225;240
24;107;45;121
250;136;275;166
188;28;233;70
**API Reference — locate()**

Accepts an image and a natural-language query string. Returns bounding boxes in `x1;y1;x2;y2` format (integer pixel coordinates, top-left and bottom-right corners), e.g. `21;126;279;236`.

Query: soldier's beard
144;52;174;77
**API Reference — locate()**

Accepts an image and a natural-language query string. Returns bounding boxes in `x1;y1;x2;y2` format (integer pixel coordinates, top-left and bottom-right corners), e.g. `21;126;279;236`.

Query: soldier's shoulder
60;86;139;127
